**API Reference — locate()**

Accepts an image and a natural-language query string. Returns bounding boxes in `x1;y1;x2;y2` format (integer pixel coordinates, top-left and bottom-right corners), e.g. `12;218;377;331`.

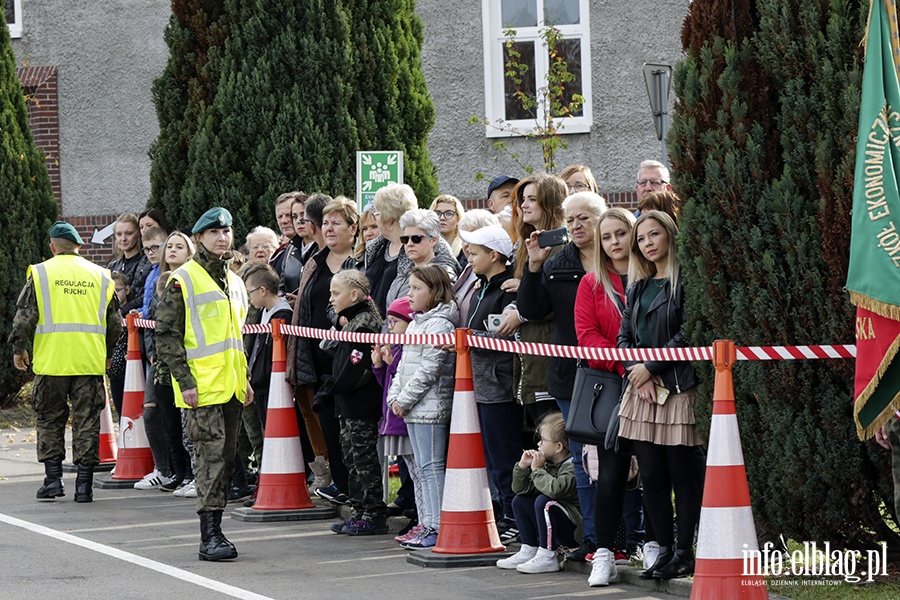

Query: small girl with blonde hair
318;269;388;536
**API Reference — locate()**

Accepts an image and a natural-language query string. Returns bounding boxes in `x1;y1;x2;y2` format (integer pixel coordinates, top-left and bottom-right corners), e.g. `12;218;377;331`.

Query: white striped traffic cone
233;319;333;522
433;328;505;555
98;380;117;465
691;340;768;599
111;314;154;481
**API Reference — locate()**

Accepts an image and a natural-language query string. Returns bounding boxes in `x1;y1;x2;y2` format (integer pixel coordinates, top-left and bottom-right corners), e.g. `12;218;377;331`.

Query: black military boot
36;459;65;500
198;511;238;561
74;464;94;503
212;510;238;556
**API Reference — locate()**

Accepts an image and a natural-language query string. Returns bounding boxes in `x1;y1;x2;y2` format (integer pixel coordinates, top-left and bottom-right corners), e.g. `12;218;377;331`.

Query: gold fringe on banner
849;291;900;320
854;328;900;440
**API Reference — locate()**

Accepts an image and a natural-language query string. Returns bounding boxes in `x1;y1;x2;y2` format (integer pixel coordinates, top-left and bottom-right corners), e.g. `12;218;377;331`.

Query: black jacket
316;301;383;419
246;304;293;396
517;242;584;401
465;265;517;404
292;247;358;388
617;276;698;394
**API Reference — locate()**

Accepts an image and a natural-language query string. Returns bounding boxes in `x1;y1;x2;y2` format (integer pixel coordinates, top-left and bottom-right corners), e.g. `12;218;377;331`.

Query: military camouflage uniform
8;253;122;466
154;245;244;513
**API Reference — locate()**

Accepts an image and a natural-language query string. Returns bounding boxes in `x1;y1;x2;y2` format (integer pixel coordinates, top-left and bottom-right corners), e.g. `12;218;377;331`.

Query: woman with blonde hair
108;213;153;313
617;210;701;581
429;194;467;270
365;183;418;316
573;207;636;586
560;164;599;196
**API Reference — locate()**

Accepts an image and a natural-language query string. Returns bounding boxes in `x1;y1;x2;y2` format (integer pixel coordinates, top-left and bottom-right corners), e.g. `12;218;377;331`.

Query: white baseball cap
458;225;513;259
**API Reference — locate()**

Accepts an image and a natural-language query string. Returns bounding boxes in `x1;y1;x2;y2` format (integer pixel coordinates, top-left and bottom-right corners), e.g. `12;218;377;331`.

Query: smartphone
486;314;504;332
537;227;569;248
655;385;670;405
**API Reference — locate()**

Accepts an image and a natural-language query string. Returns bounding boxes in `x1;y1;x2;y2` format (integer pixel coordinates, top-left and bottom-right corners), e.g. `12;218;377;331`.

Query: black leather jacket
617;276;698;394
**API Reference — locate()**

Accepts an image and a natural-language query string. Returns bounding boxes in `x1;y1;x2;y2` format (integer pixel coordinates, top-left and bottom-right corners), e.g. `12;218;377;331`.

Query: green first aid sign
357;151;404;210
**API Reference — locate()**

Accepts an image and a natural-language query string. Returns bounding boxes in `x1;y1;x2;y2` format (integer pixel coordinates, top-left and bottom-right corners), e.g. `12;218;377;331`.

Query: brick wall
17;65;61;212
67;214;120;266
460;189;639;213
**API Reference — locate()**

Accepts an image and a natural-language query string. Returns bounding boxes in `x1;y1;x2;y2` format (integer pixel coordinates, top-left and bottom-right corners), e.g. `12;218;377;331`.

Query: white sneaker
496;544;538;569
172;479;194;497
179;480;198;498
134;469;174;490
516;547;560;574
643;541;660;570
588;548;618;587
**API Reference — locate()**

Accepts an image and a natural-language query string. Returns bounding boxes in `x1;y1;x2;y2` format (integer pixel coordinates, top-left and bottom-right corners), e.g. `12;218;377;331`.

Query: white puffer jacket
387;301;458;424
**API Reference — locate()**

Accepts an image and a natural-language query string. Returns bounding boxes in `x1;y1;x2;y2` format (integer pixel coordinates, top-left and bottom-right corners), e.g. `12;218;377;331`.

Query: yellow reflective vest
170;260;248;408
28;254;114;376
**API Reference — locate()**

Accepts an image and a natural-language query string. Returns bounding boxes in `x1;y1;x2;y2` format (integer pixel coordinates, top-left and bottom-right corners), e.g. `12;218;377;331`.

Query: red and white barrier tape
126;318;855;362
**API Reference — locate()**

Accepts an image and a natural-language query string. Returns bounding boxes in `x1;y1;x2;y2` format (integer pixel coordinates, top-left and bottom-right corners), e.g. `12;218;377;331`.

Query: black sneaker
227;485;252;503
566;538;597;563
315;484;350;505
496;518;519;544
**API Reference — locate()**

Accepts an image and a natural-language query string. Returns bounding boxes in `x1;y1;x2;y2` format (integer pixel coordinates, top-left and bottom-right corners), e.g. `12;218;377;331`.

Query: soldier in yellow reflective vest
9;221;123;503
155;207;252;562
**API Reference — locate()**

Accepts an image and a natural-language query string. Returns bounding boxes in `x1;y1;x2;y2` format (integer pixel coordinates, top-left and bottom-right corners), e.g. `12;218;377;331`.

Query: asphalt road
0;428;679;600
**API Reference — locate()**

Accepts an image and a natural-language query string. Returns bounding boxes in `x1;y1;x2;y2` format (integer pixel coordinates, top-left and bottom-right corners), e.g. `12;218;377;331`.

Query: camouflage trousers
184;395;243;513
32;375;104;465
340;417;386;523
888;417;900;518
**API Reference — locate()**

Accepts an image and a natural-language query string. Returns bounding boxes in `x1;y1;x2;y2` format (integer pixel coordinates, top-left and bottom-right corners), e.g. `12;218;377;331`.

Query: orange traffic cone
233;319;333;522
691;340;768;599
109;314;154;482
98;379;118;466
426;328;505;561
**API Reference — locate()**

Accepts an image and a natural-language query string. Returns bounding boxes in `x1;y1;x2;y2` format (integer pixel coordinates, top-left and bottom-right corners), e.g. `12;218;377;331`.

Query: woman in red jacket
573;207;635;587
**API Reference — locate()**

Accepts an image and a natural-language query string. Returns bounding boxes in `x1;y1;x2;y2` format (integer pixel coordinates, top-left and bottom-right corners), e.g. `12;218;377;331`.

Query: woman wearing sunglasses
429;194;467;271
384;208;461;315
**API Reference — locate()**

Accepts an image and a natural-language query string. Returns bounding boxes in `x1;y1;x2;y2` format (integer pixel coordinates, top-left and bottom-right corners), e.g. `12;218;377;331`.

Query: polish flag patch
350;349;363;364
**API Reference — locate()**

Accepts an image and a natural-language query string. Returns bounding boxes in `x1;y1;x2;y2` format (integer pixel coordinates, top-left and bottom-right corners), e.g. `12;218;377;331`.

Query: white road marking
0;512;276;600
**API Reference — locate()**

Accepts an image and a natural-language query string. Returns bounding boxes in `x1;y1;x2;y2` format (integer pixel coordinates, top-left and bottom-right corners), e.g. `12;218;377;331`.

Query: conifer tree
672;0;895;547
0;23;57;404
148;0;233;229
180;0;360;242
345;0;438;205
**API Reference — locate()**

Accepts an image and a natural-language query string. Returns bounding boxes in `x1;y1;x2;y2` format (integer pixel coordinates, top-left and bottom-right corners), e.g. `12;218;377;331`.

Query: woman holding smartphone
616;210;701;581
517;180;607;556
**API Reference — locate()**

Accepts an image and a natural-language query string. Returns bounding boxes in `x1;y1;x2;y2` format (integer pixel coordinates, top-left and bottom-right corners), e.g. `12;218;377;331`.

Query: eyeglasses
386;317;399;328
567;183;590;192
534;434;557;445
142;244;162;255
434;210;457;220
114;287;127;294
250;244;275;251
636;178;668;186
400;235;433;245
246;286;263;295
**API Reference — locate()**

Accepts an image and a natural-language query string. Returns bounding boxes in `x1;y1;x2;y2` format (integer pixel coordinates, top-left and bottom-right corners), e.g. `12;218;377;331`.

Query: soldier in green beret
155;207;253;561
8;221;123;503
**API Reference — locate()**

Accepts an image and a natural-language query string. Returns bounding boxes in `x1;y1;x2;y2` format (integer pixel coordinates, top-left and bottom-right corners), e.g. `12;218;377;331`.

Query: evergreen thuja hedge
0;21;57;404
671;0;896;548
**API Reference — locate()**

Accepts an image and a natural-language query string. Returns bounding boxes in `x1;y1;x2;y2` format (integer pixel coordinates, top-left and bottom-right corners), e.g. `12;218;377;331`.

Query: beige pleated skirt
619;382;699;446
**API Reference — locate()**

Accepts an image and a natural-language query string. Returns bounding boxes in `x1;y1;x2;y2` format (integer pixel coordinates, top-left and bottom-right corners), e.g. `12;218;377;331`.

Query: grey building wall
11;1;169;218
417;0;690;201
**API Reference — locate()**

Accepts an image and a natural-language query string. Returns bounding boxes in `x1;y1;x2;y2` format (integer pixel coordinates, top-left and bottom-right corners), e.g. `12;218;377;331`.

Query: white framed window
481;0;592;138
6;0;22;38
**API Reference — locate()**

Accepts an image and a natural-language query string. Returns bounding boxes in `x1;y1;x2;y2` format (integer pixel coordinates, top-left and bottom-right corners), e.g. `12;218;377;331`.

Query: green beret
49;221;84;245
192;207;233;234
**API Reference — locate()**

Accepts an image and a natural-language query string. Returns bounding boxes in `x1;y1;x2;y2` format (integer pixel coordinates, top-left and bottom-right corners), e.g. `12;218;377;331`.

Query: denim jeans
555;397;595;541
406;422;449;530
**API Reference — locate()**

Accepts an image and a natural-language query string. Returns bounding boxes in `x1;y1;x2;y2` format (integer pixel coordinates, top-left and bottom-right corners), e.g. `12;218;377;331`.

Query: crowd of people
11;159;705;586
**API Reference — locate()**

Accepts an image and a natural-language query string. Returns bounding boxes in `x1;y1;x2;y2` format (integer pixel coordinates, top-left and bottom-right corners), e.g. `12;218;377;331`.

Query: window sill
483;120;592;138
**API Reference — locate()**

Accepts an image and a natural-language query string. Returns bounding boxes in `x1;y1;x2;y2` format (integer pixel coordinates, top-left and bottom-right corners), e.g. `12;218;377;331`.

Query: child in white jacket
387;265;458;549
